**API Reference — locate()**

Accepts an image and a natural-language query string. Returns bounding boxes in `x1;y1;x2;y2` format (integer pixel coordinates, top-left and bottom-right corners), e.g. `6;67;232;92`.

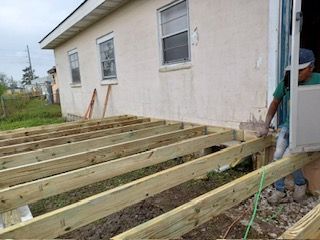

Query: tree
0;83;6;97
7;77;18;90
0;73;8;85
0;73;9;96
21;66;38;85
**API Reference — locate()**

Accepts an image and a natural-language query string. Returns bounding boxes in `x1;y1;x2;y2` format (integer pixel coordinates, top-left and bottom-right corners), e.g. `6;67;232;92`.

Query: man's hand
257;126;269;137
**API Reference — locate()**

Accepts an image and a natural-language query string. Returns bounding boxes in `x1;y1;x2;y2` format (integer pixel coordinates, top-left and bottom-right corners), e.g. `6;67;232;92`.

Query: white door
289;0;320;152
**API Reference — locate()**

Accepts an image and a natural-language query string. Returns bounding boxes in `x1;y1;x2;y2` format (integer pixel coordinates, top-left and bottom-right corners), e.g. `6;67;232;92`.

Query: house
5;87;24;95
47;66;60;104
24;76;52;97
39;0;320;131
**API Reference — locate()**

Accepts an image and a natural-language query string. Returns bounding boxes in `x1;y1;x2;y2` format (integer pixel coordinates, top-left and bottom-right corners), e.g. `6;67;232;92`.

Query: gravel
236;185;320;234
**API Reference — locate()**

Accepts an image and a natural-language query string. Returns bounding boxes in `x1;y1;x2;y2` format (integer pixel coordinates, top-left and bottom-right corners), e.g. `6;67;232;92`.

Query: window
159;0;190;64
68;50;81;84
97;33;117;79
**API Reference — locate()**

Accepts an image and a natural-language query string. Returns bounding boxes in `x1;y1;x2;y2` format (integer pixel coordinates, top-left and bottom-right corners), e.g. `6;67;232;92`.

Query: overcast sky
0;0;84;81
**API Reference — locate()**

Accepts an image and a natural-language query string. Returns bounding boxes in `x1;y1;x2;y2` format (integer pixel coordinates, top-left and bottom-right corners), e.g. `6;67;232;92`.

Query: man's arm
258;98;281;137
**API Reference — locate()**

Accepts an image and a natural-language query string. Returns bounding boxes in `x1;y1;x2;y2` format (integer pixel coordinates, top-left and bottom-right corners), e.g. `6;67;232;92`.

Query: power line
26;45;34;80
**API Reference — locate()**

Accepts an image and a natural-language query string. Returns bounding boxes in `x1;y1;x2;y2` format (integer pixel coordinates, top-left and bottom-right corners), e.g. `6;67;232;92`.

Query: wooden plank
0;136;272;239
0;118;150;156
0;131;234;212
0;115;132;139
83;88;97;120
0;116;139;147
0;121;166;170
206;126;244;141
280;202;320;239
253;150;265;169
102;85;112;118
0;126;205;187
0;114;130;136
113;152;320;240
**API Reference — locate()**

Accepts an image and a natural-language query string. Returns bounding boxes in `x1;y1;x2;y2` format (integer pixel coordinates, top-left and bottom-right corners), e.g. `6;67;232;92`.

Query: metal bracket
296;11;303;32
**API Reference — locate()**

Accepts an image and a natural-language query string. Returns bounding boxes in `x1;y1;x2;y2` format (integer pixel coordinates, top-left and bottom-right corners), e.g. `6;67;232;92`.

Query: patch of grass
0;98;64;130
206;168;250;185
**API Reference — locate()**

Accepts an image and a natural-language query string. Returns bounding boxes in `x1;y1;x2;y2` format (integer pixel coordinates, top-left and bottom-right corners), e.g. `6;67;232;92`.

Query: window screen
160;0;189;64
68;52;81;84
99;38;117;79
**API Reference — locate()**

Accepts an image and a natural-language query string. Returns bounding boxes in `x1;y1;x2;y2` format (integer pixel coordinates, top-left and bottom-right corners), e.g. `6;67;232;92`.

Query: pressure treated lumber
0;121;166;170
0;130;234;212
0;136;272;238
113;152;320;240
206;126;245;141
280;202;320;239
0;115;131;139
0;126;205;187
0;117;146;148
0;118;150;156
102;84;112;118
0;116;138;147
83;88;97;120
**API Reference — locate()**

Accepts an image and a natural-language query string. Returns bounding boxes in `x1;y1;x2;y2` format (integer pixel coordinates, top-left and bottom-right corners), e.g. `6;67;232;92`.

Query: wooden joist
0;115;131;139
0;120;166;170
0;136;272;239
0;118;150;156
206;126;244;141
280;202;320;239
0;116;138;147
113;151;320;240
0;130;234;212
0;126;205;187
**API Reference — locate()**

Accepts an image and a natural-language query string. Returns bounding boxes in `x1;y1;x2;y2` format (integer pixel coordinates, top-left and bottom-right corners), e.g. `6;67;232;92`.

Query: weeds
0;98;64;130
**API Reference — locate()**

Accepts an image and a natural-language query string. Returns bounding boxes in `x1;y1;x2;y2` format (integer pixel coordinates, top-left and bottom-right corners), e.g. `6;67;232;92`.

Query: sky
0;0;84;82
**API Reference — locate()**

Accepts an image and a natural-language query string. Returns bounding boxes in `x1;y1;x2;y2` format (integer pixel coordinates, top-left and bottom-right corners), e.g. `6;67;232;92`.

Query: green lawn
0;98;65;131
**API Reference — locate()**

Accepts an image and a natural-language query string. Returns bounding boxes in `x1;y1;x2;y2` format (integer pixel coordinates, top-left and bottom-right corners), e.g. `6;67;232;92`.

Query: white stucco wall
54;0;270;128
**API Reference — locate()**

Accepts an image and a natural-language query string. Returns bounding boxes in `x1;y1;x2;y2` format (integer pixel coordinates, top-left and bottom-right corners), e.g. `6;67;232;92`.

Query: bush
0;83;6;96
0;98;64;130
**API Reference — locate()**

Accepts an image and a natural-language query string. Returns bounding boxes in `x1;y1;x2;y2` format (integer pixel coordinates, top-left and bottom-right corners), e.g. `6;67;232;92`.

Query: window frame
158;0;191;65
68;48;81;85
97;32;117;81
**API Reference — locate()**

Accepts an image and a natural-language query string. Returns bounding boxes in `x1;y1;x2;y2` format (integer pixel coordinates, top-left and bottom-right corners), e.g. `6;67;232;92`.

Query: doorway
301;0;320;72
277;0;320;126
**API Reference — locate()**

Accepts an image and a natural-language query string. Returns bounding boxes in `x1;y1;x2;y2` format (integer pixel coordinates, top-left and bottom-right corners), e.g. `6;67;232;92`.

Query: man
259;48;320;204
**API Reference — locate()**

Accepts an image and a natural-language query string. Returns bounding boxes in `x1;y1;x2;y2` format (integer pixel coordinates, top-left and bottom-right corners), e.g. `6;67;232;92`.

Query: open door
289;0;320;152
278;0;292;126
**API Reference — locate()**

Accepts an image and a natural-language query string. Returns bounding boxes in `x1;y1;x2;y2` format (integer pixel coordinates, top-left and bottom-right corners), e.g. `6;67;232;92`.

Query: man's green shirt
273;72;320;127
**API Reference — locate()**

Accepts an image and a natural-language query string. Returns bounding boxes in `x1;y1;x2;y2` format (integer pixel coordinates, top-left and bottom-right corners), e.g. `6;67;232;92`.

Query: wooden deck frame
0;130;233;212
2;115;316;239
0;136;272;238
0;115;132;139
0;126;205;187
0;116;139;146
0;118;151;156
0;120;167;169
113;152;320;240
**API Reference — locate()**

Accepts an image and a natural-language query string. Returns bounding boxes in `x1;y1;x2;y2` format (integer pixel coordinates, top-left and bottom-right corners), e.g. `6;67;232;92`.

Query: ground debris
228;185;320;237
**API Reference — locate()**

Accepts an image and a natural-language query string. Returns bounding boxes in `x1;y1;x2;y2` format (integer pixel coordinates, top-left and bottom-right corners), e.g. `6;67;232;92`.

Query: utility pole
26;45;34;80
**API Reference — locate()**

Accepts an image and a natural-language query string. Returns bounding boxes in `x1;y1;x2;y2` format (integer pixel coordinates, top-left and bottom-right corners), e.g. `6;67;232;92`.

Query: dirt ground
29;156;319;240
60;168;261;240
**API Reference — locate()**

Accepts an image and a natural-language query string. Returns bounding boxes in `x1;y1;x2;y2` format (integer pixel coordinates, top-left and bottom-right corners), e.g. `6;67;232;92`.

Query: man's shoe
293;184;307;203
268;190;286;205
